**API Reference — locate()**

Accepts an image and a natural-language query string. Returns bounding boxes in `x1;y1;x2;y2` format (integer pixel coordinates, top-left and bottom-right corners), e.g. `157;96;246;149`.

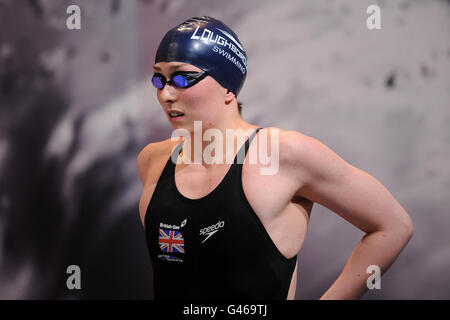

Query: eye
151;74;165;89
172;75;189;88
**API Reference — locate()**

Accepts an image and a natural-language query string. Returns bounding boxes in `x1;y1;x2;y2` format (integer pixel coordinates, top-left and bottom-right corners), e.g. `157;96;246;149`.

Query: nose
158;82;178;104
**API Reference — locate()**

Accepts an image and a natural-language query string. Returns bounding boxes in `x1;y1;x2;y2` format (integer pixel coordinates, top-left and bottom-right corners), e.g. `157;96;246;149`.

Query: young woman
137;16;414;300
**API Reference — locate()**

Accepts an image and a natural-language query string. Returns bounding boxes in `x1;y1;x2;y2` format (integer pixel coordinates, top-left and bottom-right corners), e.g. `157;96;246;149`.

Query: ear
225;89;235;105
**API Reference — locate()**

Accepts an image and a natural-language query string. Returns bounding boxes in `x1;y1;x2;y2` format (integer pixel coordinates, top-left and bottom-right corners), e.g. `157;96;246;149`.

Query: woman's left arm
282;131;414;300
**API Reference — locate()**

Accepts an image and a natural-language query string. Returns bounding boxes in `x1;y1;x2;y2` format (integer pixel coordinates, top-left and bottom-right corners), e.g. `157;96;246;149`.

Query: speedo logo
199;220;225;243
190;26;247;67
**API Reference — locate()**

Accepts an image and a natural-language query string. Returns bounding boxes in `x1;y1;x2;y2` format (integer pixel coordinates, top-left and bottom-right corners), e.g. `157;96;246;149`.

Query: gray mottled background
0;0;449;299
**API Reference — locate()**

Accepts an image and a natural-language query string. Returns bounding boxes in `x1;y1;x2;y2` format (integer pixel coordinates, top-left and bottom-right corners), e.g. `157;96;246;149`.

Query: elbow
381;214;414;242
394;206;415;241
396;214;414;242
404;216;415;240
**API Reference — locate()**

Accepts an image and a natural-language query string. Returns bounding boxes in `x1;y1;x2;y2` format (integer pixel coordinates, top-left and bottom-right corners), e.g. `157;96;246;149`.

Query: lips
168;110;185;118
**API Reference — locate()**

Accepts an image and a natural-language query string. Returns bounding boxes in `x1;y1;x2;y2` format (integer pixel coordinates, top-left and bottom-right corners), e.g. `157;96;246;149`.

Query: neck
179;118;259;167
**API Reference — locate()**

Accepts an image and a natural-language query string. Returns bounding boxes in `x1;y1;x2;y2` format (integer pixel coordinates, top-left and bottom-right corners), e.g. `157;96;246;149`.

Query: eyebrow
153;63;189;71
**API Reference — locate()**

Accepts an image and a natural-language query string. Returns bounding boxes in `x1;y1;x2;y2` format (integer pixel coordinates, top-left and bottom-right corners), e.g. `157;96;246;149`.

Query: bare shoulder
137;137;183;184
262;127;321;167
277;129;329;165
272;128;353;192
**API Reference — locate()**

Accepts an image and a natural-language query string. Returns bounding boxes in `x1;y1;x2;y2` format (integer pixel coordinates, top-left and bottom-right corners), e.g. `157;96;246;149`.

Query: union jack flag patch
159;228;185;253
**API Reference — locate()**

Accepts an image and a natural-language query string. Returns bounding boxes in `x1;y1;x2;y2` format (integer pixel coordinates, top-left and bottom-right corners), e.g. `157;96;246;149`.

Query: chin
170;122;192;134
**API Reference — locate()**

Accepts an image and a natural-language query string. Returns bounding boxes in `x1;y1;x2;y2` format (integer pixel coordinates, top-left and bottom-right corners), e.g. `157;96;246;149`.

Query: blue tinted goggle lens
172;75;189;88
152;75;164;89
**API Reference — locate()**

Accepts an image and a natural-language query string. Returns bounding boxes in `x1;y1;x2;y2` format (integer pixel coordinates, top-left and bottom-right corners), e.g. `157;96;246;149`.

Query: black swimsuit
145;127;297;299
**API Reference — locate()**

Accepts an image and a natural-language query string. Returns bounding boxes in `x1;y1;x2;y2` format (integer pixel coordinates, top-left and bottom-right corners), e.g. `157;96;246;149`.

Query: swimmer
137;16;414;300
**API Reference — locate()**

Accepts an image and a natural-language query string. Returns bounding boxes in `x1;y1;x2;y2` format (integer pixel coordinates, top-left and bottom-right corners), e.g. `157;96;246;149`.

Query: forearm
319;228;413;300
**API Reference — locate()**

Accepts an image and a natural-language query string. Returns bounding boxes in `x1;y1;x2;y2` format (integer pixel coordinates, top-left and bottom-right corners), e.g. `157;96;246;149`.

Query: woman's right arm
137;143;157;227
137;143;154;185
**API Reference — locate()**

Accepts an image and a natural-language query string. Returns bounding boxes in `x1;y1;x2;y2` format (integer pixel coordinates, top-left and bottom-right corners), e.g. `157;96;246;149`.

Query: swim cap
155;16;247;96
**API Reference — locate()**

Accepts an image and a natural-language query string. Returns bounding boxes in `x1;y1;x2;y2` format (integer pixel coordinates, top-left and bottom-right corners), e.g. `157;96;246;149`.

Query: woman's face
152;61;227;132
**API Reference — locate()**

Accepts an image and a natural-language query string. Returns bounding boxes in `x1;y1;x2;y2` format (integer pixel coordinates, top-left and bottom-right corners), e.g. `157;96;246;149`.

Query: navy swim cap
155;16;247;96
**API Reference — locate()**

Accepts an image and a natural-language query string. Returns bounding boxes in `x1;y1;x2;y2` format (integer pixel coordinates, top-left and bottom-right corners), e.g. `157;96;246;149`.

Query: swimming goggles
151;71;208;89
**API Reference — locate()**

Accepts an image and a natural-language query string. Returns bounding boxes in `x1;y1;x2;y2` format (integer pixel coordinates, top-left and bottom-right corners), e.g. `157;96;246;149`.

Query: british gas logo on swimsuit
159;218;187;230
190;26;247;74
158;219;187;262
